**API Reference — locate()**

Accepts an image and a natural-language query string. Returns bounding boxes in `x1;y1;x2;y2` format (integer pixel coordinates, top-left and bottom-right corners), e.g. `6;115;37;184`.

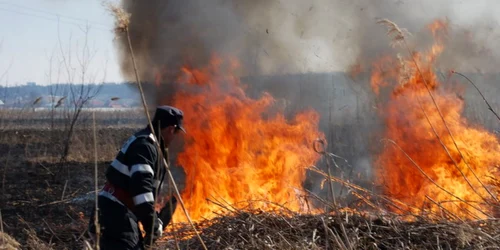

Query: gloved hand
154;217;164;239
144;217;163;248
158;195;178;226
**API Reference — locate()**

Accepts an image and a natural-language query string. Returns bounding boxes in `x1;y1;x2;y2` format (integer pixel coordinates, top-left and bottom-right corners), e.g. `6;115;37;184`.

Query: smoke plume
116;0;500;85
114;0;500;199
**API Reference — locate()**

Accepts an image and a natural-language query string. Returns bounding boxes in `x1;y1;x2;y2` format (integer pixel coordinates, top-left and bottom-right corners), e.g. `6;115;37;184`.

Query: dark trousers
88;195;144;250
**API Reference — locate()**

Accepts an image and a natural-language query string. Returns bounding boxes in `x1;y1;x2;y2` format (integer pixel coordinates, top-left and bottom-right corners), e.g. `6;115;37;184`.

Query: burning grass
162;209;500;250
371;18;500;220
153;17;500;249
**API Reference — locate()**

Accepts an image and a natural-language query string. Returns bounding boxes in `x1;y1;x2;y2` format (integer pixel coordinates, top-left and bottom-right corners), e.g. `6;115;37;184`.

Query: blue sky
0;0;122;86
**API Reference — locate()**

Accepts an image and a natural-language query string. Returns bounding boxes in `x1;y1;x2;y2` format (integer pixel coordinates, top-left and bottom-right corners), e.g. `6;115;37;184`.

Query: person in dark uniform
88;105;185;249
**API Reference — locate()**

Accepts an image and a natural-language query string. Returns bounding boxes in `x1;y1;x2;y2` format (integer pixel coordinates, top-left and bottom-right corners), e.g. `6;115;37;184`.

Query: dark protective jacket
104;126;166;237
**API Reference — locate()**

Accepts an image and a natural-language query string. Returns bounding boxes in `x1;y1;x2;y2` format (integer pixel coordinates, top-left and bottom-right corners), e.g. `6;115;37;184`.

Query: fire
372;19;500;220
161;55;324;223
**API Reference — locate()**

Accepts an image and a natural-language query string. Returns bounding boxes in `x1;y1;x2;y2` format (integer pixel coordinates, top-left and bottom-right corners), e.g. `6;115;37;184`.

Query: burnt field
0;124;134;249
0;121;180;249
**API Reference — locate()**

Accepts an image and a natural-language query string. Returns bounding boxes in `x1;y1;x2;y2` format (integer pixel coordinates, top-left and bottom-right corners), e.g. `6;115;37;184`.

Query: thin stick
383;139;492;218
321;217;331;250
168;172;181;250
149;121;163;248
452;71;500;122
326;157;337;209
93;111;100;249
61;180;68;201
331;227;349;250
42;219;64;243
400;34;498;203
1;209;4;246
38;162;55;176
414;92;492;204
424;195;463;222
83;240;93;250
313;139;337;211
307;166;425;217
124;27;207;250
378;19;497;203
318;145;351;249
340;222;353;250
2;146;10;198
38;198;74;207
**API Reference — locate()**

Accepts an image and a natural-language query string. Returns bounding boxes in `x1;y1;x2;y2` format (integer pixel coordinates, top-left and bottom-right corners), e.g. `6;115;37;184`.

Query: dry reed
105;2;207;249
163;208;500;250
377;17;499;204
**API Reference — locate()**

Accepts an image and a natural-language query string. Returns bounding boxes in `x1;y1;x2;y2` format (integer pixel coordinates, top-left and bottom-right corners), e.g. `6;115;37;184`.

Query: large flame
372;20;500;220
162;55;324;223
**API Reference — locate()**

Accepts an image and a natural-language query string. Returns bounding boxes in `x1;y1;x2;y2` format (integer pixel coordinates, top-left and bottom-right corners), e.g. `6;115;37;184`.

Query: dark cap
151;105;186;133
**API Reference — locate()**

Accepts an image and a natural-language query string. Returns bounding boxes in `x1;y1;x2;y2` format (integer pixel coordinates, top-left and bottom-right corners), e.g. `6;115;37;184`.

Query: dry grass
24;229;55;250
0;126;138;164
0;232;21;250
104;1;130;33
376;18;412;48
164;210;500;250
0;108;146;129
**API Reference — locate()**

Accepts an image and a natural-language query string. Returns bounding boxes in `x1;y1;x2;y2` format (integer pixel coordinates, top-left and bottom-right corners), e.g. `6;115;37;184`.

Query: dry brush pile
162;210;500;250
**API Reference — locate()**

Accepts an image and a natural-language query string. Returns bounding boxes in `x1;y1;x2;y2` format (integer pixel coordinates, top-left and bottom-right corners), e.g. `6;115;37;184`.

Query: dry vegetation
1;100;499;250
1;4;500;249
165;210;500;250
0;108;146;129
0;111;141;249
0;231;21;250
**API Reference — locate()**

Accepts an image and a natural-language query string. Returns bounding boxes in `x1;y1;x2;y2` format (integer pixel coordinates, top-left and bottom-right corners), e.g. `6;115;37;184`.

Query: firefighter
88;105;185;249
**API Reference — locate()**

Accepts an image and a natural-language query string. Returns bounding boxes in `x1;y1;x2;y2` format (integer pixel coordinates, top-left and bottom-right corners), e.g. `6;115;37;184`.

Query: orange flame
371;20;500;220
162;55;324;223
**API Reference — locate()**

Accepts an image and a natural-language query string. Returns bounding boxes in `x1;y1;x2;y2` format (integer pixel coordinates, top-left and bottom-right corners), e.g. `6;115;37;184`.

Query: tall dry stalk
151;121;165;248
382;139;492;218
313;139;337;210
92;111;100;249
1;146;10;198
307;163;468;221
1;209;4;247
106;3;207;249
452;71;500;123
377;18;498;203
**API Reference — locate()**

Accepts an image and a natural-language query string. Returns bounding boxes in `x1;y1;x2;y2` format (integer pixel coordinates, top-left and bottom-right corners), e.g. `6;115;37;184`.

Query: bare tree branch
50;20;104;178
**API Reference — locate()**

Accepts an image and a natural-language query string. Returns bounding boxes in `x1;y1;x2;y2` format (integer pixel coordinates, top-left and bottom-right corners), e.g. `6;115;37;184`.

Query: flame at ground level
372;19;500;220
159;56;324;223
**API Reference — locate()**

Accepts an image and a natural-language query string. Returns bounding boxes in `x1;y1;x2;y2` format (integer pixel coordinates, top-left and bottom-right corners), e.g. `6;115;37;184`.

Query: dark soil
0;126;187;249
1;160;108;249
0;128;134;249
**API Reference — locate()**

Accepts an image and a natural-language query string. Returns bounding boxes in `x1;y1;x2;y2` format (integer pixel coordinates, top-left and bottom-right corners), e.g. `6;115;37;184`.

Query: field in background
0;108;146;128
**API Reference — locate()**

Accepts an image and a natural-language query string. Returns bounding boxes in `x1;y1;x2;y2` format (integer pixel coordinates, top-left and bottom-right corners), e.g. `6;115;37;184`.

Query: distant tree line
0;82;141;102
